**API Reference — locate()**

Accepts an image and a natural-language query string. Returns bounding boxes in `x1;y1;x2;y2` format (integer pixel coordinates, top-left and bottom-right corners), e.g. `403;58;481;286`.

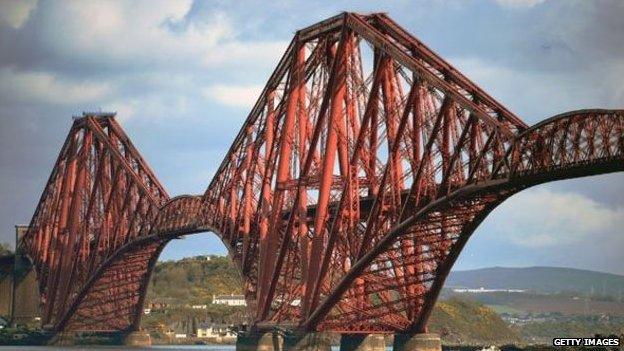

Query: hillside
147;255;242;304
0;242;11;256
451;291;624;316
447;267;624;296
429;298;520;345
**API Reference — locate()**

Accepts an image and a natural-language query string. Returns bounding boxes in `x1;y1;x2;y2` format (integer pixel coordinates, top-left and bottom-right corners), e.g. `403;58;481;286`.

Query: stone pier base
340;334;386;351
236;331;284;351
393;333;441;351
48;332;75;346
283;332;331;351
48;331;151;346
123;332;151;347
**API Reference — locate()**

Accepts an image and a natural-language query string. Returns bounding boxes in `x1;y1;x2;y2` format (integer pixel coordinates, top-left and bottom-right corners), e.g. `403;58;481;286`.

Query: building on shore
196;323;236;342
212;294;246;306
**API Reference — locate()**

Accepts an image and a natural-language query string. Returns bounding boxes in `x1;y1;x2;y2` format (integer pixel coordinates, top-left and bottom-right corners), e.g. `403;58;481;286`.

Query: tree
0;242;12;256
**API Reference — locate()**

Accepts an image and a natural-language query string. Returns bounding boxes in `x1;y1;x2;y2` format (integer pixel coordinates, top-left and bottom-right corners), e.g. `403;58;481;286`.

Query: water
0;346;347;351
0;346;237;351
0;345;352;351
0;347;349;351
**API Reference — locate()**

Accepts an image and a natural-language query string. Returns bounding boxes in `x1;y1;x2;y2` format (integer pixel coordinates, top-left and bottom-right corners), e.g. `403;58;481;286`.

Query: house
191;304;208;309
196;323;237;341
143;308;151;315
212;294;246;306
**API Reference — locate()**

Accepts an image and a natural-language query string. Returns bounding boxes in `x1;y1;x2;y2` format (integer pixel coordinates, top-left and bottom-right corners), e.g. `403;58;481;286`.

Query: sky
0;0;622;274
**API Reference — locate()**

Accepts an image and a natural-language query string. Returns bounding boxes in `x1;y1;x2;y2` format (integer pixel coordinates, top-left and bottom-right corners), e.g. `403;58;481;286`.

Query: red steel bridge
20;13;623;334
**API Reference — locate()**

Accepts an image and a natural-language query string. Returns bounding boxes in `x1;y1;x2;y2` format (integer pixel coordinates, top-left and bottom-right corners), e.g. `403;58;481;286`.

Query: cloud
0;0;37;29
37;1;225;68
26;1;285;73
0;67;113;105
449;56;624;122
202;41;288;68
202;84;262;108
486;188;624;248
105;94;193;123
494;0;546;8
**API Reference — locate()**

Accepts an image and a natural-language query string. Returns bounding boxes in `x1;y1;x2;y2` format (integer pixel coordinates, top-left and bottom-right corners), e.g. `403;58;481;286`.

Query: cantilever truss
21;13;624;333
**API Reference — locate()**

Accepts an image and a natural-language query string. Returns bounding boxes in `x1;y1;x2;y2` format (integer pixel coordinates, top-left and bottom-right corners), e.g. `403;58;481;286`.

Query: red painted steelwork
21;13;624;334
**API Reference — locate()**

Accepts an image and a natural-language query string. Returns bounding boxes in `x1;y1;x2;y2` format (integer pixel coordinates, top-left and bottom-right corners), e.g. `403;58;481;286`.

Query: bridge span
19;12;623;350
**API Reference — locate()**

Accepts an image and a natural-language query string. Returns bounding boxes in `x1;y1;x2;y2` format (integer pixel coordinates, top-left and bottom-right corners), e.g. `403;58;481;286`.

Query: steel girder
21;13;623;334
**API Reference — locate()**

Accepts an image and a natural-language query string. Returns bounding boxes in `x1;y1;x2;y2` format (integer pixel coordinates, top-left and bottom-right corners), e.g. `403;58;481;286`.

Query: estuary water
0;346;238;351
0;347;345;351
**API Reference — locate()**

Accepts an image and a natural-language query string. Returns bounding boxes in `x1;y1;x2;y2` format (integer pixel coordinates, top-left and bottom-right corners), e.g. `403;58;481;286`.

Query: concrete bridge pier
123;331;151;346
393;333;441;351
283;332;332;351
48;332;75;346
339;333;386;351
236;331;284;351
48;330;151;346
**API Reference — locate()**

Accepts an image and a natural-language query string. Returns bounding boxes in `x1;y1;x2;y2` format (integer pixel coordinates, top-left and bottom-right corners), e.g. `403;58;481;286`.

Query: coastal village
143;293;244;344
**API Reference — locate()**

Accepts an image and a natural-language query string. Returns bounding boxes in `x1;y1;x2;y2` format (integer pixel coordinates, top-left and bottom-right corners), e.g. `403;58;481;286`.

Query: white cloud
0;0;37;29
36;1;283;71
1;1;289;121
0;68;113;105
486;188;624;248
105;94;193;123
40;1;222;66
202;41;289;68
449;57;624;123
202;84;262;108
494;0;546;8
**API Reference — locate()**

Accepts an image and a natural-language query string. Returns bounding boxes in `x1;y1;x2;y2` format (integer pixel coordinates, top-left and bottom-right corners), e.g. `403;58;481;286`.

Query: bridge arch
55;195;223;331
302;109;623;333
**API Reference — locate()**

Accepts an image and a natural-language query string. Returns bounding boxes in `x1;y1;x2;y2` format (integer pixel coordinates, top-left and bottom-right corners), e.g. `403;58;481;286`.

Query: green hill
447;267;624;296
429;298;520;345
147;255;242;304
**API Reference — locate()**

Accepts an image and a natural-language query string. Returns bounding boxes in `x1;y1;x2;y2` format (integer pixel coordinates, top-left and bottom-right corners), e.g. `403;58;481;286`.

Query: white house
212;294;246;306
197;323;236;338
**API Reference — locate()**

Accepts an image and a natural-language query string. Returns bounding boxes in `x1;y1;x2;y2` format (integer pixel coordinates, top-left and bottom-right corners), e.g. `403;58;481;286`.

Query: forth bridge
16;12;623;351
